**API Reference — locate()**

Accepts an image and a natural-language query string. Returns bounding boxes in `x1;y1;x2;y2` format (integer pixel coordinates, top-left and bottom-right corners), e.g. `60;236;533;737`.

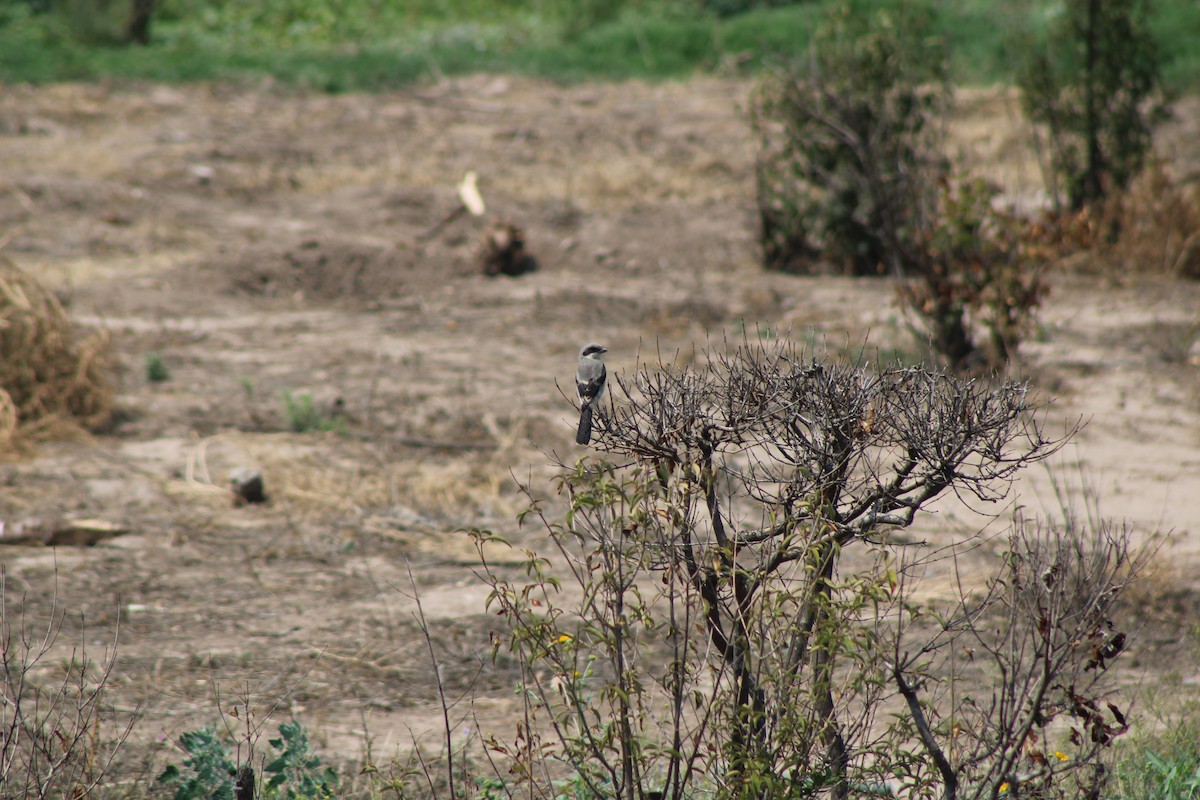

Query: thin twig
406;559;456;800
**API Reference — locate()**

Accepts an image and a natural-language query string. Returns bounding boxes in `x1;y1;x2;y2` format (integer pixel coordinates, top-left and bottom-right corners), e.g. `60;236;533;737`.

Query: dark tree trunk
235;765;256;800
1079;0;1104;209
127;0;157;45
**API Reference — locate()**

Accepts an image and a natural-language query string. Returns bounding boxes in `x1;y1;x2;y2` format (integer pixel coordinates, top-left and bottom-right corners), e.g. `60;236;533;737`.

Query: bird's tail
576;404;593;445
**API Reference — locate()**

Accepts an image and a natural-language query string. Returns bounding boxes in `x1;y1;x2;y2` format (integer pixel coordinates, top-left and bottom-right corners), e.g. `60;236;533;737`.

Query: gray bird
575;343;607;445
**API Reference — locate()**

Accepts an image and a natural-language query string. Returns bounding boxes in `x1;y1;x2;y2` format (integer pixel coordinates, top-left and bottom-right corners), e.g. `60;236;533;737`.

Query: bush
1099;161;1200;279
1;575;135;797
157;719;339;800
751;3;1044;370
1017;0;1167;211
1016;159;1200;282
281;391;341;433
899;179;1048;370
146;352;171;382
476;343;1143;800
750;0;948;276
50;0;135;45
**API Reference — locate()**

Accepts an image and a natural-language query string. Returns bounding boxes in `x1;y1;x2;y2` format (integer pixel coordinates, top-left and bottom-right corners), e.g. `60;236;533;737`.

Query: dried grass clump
1101;162;1200;278
0;257;113;448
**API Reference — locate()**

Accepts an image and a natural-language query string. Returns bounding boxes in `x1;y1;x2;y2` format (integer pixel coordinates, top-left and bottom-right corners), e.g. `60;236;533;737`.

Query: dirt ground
1;75;1199;790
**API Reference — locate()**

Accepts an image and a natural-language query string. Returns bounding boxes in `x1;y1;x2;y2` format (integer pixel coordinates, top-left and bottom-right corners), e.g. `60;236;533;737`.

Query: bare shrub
470;342;1144;800
0;257;114;448
891;507;1149;800
1;570;136;798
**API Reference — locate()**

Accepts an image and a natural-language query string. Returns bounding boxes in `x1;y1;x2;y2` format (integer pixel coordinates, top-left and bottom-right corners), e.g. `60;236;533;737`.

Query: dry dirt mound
219;236;425;303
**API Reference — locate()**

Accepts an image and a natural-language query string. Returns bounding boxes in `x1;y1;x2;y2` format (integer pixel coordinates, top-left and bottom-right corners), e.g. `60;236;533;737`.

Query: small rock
188;164;215;184
229;467;267;506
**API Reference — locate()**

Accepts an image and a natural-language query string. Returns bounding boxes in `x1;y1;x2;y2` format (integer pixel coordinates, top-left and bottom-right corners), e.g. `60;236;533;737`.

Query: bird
575;343;607;445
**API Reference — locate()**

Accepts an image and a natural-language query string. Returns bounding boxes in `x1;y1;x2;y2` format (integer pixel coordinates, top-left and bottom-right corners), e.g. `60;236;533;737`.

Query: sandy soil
1;76;1199;789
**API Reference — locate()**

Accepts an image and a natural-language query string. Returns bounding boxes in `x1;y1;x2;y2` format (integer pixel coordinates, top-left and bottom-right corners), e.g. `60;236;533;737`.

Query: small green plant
1109;700;1200;800
157;719;339;800
1113;747;1200;800
264;720;340;800
145;352;170;382
282;391;341;433
157;727;236;800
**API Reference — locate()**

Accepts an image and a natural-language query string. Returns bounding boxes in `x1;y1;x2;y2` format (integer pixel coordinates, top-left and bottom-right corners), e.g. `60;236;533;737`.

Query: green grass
281;391;342;434
0;0;1195;91
145;352;170;382
1153;1;1200;94
1110;700;1200;800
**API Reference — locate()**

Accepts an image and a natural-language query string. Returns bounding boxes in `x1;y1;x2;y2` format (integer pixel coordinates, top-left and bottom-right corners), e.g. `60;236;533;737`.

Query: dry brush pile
0;257;113;450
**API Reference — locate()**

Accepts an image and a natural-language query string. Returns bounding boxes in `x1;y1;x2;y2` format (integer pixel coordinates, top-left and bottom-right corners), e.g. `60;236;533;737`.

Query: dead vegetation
0;257;113;449
1100;161;1200;278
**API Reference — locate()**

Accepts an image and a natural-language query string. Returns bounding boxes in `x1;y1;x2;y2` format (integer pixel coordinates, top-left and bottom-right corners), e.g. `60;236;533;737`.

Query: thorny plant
1;567;136;799
474;341;1143;800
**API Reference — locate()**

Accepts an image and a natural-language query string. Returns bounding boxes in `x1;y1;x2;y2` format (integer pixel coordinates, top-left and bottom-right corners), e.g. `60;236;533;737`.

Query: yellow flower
556;634;573;644
1054;751;1069;762
999;783;1009;793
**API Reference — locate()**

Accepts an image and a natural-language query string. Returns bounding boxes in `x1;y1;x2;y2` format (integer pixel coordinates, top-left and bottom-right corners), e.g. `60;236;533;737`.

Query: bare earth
1;76;1199;788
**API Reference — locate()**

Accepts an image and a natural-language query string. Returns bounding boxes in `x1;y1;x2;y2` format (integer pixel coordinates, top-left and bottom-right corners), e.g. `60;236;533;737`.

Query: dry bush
1;572;136;798
1100;162;1200;278
750;11;948;277
899;179;1049;370
478;342;1074;800
0;257;114;449
1018;162;1200;279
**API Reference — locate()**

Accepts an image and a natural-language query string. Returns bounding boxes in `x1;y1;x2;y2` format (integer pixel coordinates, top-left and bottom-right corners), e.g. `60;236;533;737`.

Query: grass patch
145;353;170;382
1110;700;1200;800
1153;1;1200;94
281;391;342;434
0;0;1195;91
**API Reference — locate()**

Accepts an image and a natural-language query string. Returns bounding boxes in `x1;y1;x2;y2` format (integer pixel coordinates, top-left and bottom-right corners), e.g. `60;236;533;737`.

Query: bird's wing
577;363;606;404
